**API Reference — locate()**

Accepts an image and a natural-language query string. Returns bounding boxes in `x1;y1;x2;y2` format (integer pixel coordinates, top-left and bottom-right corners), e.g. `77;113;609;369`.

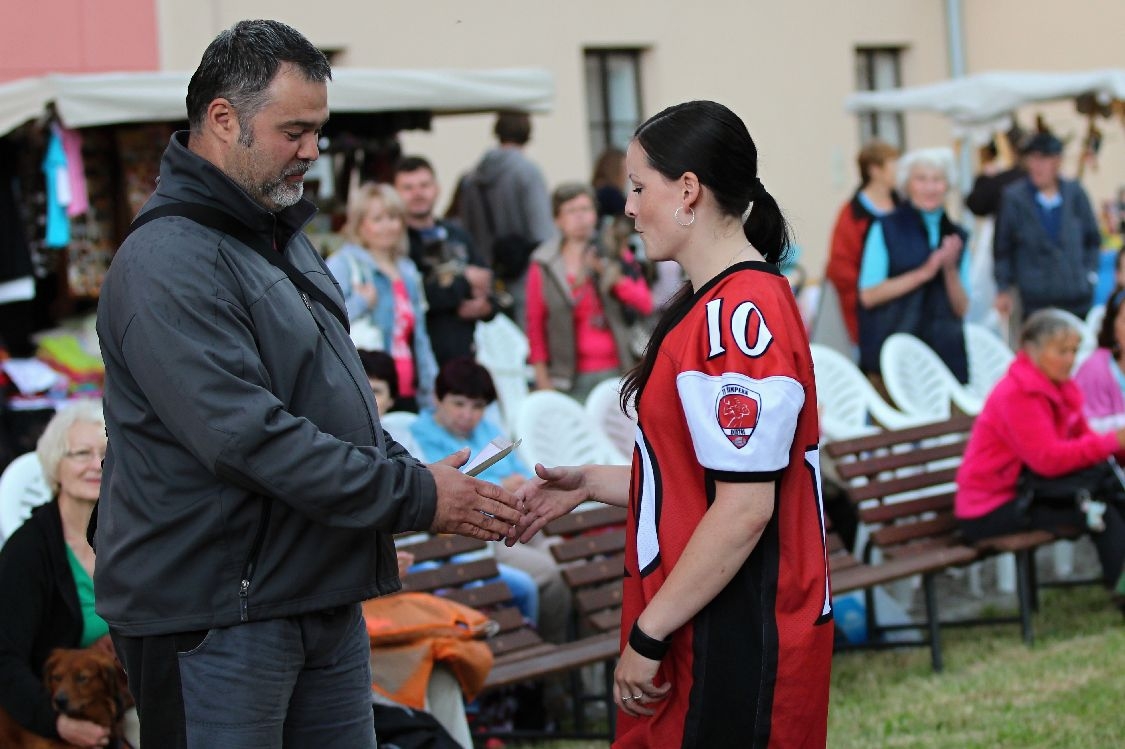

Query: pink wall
0;0;158;83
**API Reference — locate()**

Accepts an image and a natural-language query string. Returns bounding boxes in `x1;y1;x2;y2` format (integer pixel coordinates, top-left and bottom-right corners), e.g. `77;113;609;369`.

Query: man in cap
994;132;1102;322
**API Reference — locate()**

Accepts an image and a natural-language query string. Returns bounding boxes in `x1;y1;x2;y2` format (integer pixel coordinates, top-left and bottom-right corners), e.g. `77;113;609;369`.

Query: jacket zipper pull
300;291;313;312
239;578;250;622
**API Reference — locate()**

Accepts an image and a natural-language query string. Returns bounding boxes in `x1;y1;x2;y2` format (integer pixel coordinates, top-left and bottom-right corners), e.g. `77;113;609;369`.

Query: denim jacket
326;243;438;406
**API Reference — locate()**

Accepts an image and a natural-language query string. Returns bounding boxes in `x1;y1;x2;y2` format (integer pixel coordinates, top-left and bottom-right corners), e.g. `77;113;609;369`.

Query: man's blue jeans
112;603;377;748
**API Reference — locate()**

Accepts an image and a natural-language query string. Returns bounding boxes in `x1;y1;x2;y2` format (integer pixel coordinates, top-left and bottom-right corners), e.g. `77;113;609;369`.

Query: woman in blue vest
857;147;971;383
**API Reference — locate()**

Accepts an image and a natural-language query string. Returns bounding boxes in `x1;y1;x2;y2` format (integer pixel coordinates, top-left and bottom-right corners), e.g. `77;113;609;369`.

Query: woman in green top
0;402;128;747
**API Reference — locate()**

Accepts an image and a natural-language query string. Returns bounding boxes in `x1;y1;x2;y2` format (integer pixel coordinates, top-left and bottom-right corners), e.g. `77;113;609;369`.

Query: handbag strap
127;202;349;331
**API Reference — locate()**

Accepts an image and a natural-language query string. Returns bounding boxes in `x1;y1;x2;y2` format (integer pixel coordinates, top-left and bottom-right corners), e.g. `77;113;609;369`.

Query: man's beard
259;163;310;210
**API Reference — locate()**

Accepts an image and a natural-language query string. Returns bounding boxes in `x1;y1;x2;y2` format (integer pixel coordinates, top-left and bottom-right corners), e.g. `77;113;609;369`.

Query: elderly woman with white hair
857;147;971;382
0;401;140;746
956;309;1125;607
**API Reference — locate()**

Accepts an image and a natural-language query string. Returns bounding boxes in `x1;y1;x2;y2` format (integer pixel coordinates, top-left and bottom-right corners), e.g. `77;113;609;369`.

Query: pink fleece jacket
955;350;1121;519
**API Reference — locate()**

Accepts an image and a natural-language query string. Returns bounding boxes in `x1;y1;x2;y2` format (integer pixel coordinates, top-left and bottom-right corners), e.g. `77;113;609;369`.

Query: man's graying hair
1020;308;1082;349
186;19;332;135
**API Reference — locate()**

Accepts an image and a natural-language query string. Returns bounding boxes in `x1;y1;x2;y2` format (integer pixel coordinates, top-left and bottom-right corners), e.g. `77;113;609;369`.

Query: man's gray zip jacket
94;132;437;636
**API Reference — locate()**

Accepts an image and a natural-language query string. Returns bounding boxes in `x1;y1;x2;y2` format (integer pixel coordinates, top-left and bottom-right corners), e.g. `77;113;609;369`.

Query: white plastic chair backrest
1086;304;1105;337
809;343;931;440
808;281;854;359
0;453;53;547
474;314;529;372
379;411;422;459
513;390;617;468
879;333;958;420
963;323;1015;403
583;377;635;464
473;315;530;433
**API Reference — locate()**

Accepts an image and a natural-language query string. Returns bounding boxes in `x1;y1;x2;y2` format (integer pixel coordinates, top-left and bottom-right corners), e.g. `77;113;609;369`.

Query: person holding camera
394;156;498;365
525;183;653;401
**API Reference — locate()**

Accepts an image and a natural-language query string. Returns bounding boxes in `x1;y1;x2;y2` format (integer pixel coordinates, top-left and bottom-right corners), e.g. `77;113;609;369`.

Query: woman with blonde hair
327;182;438;411
0;401;141;746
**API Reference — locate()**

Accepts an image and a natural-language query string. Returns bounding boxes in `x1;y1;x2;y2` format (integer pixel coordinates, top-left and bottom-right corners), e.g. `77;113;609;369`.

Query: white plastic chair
513;390;618;469
0;453;53;547
379;411;422;459
1085;304;1106;339
473;315;530;434
583;378;635;465
810;344;935;441
879;333;983;418
963;323;1015;405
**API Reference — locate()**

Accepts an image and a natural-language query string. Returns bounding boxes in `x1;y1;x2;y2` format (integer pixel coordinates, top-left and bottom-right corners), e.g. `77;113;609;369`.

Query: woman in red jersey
510;100;833;748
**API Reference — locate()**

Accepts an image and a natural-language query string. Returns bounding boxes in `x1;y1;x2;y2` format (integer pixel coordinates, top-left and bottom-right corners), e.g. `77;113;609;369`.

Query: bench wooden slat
846;466;959;503
487;626;546;657
400;558;499;593
859;492;955;524
544;506;627;537
442;581;513;610
587;607;621;633
870;513;960;549
575;582;624;615
824;415;975;457
395;534;487;564
831;544;979;594
835;439;968;479
484;631;621;689
561;553;626;589
550;529;626;563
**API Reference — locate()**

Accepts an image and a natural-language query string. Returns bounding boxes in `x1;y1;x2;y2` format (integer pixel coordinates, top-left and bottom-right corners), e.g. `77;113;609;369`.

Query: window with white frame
855;47;905;149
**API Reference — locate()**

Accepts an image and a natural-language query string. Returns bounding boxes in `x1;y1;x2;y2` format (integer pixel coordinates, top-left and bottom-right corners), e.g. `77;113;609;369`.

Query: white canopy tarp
0;67;554;138
844;69;1125;126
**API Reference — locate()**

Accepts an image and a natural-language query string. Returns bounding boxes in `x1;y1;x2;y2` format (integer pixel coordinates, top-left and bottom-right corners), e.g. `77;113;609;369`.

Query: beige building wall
155;1;1125;277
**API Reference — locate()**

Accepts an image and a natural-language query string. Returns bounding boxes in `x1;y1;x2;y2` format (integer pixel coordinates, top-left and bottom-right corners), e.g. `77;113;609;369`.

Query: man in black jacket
394;156;497;364
94;20;521;749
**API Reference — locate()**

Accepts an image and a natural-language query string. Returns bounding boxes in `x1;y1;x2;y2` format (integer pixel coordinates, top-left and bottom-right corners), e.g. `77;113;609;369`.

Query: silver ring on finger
621;695;635;702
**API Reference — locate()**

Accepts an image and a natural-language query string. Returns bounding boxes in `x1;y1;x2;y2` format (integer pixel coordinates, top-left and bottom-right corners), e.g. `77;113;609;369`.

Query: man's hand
463;265;493;296
427;449;523;541
507;463;589;545
457;296;493;320
995;290;1013;317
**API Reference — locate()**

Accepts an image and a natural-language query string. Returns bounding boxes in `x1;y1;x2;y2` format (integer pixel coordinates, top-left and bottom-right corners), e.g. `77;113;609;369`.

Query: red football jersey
617;262;833;749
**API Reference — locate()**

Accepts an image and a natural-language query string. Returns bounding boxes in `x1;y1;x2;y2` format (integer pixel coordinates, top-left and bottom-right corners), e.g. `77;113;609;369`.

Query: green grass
505;586;1123;748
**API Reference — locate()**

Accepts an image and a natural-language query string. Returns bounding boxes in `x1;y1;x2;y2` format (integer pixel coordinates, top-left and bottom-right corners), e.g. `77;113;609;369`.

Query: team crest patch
716;383;761;448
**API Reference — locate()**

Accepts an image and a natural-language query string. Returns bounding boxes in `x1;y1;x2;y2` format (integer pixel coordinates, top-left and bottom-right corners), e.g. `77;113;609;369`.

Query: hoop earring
674;206;696;227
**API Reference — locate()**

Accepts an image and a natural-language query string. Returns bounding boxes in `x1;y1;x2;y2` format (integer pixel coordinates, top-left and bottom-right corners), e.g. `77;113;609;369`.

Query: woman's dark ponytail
743;185;791;267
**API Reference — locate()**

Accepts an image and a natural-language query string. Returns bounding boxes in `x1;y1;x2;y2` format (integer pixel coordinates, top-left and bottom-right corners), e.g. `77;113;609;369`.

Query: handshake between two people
426;449;599;544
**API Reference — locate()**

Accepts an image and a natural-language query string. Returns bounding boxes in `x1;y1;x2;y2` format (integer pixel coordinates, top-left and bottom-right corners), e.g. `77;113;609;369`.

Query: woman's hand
937;233;963;269
356;281;378;308
508;464;589;544
57;714;111;747
614;645;672;718
395;550;415;577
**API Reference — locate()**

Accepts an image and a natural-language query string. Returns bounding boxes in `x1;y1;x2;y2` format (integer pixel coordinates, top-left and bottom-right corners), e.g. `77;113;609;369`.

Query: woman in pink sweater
955;309;1125;591
1074;289;1125;432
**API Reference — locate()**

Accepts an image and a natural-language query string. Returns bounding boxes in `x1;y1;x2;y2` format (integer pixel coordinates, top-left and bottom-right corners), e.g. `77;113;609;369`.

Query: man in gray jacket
460;111;555;324
94;20;521;749
993;132;1101;322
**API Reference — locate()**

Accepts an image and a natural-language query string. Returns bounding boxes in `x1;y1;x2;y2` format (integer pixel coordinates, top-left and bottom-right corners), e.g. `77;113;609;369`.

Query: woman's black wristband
629;621;671;660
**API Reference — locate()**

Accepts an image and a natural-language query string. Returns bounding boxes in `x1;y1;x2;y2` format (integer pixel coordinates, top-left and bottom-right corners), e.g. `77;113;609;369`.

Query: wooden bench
825;415;1059;647
394;533;619;737
544;505;628;635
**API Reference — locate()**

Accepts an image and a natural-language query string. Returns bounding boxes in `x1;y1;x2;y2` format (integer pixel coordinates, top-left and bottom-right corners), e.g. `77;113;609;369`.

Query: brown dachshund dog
0;646;129;748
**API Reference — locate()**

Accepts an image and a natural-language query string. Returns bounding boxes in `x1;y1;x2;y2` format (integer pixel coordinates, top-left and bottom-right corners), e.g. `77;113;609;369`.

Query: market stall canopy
845;69;1125;127
0;67;554;138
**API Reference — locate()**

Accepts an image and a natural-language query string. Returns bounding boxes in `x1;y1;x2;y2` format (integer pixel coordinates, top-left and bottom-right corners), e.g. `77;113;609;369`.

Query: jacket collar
153;131;317;240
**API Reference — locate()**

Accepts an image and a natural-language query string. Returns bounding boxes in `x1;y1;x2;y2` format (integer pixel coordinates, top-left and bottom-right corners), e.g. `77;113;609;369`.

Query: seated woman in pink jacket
1074;289;1125;432
955;309;1125;600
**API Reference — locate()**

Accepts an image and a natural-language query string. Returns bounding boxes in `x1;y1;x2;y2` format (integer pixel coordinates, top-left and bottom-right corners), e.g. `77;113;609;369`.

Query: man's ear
204;98;240;146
